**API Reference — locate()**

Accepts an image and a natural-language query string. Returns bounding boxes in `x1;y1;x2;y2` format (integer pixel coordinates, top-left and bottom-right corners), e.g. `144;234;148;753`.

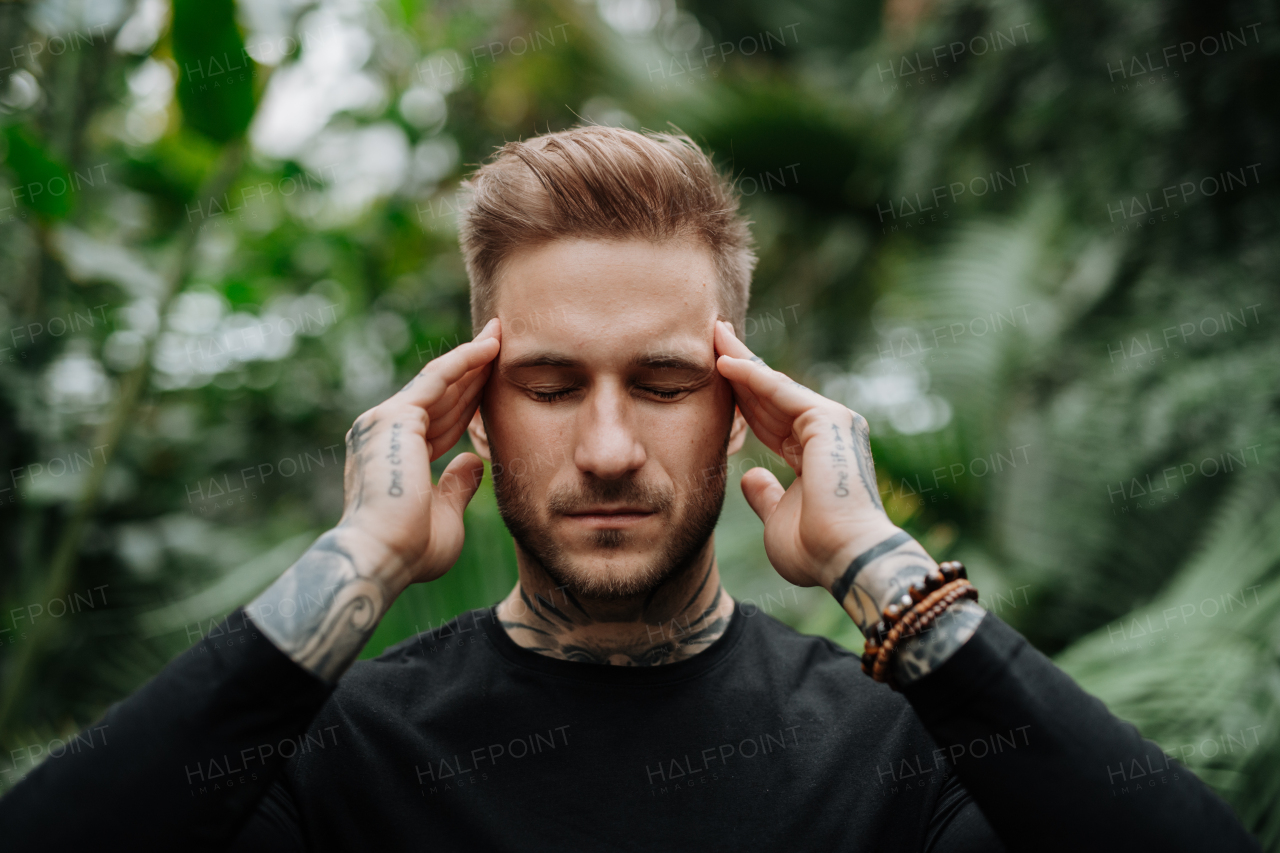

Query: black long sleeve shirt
0;601;1260;852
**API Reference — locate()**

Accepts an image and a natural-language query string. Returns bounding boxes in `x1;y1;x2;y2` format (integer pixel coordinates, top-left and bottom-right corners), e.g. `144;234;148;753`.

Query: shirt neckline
478;598;747;686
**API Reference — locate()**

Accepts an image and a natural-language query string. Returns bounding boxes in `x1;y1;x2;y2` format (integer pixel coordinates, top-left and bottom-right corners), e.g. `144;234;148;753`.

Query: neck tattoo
496;560;736;666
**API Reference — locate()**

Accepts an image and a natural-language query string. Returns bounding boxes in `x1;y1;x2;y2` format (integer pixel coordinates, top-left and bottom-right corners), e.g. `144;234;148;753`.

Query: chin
546;549;678;601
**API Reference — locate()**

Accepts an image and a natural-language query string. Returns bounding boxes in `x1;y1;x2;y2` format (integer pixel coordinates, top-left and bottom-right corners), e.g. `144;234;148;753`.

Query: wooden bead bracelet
859;561;978;688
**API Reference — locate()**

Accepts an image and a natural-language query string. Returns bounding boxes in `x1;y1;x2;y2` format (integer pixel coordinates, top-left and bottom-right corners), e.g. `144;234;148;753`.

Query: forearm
902;614;1260;852
826;530;1256;847
247;525;409;683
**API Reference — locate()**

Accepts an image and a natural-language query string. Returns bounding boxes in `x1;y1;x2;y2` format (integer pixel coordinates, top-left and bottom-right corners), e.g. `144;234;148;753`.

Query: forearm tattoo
247;529;390;683
830;530;919;630
499;565;733;666
892;600;985;684
830;531;984;684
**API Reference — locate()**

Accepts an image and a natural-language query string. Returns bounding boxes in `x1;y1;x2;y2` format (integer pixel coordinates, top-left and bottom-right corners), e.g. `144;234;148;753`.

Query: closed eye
529;388;576;402
528;386;691;402
641;387;686;400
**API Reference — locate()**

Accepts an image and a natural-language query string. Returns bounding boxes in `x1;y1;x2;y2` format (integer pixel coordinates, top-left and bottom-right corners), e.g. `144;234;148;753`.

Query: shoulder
735;608;908;704
328;608;495;707
733;608;937;745
736;605;861;668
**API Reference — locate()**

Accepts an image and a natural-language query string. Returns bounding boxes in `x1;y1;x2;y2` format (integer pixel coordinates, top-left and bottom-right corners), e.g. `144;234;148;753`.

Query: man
0;127;1259;851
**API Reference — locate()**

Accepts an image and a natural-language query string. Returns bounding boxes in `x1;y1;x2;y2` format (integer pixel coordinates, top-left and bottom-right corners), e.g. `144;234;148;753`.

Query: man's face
468;237;747;600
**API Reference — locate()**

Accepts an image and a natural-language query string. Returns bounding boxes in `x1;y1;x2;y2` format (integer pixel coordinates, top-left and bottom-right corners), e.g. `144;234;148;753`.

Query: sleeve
0;608;333;852
901;612;1261;853
924;771;1006;853
229;779;308;851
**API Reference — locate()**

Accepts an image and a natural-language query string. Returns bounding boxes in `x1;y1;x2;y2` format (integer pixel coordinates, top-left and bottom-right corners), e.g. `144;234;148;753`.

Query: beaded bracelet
868;581;977;685
859;578;972;677
859;561;978;687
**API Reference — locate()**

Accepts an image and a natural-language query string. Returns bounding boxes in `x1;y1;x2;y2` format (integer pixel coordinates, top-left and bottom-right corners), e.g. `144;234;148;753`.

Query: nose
573;380;647;480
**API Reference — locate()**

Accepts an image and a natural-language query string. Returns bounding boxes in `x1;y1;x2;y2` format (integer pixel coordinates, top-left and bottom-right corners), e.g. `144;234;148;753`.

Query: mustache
545;478;676;516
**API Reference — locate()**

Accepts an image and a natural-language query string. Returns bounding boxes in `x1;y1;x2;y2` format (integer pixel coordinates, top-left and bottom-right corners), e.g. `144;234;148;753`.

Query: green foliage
2;125;73;220
0;0;1277;845
170;0;257;142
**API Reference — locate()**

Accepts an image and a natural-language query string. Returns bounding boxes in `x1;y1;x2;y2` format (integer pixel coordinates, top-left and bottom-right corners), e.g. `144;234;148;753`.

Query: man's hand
338;317;501;588
245;318;501;682
713;320;899;590
713;321;983;682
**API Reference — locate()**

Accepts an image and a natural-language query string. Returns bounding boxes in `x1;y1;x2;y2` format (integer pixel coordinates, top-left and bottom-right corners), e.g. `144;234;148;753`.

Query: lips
563;506;656;527
566;506;653;516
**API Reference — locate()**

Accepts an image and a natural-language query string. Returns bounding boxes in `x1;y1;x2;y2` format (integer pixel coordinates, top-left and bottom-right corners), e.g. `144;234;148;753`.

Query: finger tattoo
829;422;851;498
387;422;404;497
849;414;885;510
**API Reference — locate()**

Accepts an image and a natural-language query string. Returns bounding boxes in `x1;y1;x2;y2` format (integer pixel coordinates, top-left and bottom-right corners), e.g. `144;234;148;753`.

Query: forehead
493;238;720;355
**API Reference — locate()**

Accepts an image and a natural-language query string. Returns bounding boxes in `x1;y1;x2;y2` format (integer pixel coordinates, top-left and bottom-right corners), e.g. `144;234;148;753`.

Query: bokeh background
1;0;1279;842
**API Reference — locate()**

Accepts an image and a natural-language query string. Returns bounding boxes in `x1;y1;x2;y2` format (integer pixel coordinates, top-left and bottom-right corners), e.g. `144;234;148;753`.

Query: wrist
819;522;908;593
825;526;939;635
333;524;412;599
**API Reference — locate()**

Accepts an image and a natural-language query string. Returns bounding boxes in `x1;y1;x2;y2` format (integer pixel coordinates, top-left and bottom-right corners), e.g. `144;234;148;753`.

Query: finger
421;363;481;424
714;319;758;360
399;318;501;409
426;367;490;460
435;452;487;518
741;466;786;524
724;376;791;445
424;362;490;435
717;357;814;475
714;323;820;430
716;357;797;458
716;353;822;420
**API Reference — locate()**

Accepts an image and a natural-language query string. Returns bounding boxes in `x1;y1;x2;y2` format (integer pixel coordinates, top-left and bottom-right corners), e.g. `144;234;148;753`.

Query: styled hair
458;125;756;337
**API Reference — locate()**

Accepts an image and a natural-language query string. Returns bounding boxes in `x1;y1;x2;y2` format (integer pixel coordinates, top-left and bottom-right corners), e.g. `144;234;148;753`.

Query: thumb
741;466;786;524
435;452;487;519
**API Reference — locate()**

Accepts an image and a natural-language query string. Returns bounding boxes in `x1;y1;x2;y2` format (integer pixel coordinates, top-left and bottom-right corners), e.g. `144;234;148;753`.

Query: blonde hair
458;125;756;337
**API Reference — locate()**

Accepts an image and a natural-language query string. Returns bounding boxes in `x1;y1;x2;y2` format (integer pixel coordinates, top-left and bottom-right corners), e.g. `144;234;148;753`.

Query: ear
727;405;748;456
467;408;492;462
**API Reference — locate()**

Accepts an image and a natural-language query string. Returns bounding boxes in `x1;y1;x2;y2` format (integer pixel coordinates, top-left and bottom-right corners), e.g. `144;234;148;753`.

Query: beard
490;436;730;601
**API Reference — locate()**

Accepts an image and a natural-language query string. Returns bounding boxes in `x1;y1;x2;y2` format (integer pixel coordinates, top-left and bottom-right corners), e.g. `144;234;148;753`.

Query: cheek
640;398;729;462
487;387;573;467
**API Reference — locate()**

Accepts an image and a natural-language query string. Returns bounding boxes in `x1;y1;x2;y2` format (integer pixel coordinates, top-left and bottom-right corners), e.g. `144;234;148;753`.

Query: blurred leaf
1;125;73;221
170;0;257;143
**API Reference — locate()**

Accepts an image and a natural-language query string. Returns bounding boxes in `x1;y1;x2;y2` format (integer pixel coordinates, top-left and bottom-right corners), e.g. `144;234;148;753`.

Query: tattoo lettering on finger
848;414;885;511
387;422;404;498
829;422;851;498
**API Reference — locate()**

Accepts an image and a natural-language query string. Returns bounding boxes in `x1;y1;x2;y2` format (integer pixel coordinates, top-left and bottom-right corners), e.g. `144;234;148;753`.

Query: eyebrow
501;350;711;375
